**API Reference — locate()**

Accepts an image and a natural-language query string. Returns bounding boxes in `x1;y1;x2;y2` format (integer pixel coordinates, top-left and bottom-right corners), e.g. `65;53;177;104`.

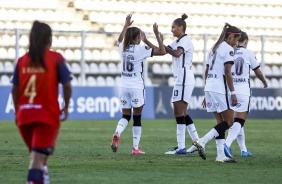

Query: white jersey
168;34;195;85
232;46;260;96
118;42;153;89
204;41;235;94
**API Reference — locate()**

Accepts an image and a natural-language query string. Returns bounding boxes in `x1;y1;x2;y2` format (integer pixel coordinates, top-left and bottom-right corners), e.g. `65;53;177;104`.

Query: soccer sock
237;127;247;152
201;121;229;145
225;122;242;147
27;169;44;184
185;115;199;141
132;115;141;150
216;139;225;157
43;164;49;184
115;116;130;136
201;128;219;145
176;116;186;149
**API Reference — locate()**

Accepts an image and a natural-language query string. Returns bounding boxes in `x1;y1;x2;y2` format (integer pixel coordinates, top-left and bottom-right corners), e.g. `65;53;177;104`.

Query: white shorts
171;84;194;103
119;88;145;109
205;91;235;113
232;94;250;112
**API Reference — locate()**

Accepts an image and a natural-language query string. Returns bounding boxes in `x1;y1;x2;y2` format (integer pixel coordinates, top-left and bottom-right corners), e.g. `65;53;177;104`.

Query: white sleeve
224;46;235;64
249;50;260;70
139;45;153;59
177;38;192;53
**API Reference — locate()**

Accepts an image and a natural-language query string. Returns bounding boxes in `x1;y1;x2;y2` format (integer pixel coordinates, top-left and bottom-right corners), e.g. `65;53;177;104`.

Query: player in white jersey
111;14;166;154
154;14;199;155
224;31;267;158
192;23;241;162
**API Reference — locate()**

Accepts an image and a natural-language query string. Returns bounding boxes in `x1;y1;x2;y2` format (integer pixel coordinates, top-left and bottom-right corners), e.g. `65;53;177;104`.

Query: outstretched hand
125;14;134;27
140;30;147;42
153;22;159;35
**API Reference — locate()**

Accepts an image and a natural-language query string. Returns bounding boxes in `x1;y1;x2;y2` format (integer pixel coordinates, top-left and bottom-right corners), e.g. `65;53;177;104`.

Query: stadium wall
1;86;282;120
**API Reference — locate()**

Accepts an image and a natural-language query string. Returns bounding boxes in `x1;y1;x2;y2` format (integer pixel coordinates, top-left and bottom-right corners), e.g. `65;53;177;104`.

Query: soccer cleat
111;132;120;152
132;147;145;154
216;155;237;163
224;143;233;158
186;145;198;153
193;139;206;160
241;150;252;157
165;147;187;154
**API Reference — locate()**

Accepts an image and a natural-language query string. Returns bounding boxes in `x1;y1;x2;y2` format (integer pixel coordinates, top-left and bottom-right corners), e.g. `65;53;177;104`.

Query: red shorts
18;122;59;155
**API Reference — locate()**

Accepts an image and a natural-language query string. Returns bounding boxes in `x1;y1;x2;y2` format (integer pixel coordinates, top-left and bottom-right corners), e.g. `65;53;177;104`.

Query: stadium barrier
1;86;282;120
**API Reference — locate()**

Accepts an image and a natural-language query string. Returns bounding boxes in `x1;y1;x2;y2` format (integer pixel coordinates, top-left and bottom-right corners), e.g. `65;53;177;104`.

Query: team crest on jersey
132;99;139;104
145;46;150;50
229;51;234;56
121;100;127;105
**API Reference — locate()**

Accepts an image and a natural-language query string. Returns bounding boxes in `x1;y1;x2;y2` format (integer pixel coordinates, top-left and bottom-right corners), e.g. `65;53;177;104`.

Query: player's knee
122;114;131;122
234;118;245;127
133;115;141;126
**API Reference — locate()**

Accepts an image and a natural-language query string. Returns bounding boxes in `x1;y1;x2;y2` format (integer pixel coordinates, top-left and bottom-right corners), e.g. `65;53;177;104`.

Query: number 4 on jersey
24;74;37;103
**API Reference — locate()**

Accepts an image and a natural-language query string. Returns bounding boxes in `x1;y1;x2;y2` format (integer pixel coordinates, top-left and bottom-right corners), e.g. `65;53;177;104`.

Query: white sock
43;165;49;184
115;118;129;136
216;139;225;157
201;128;219;145
132;126;141;150
187;123;199;141
237;127;247;152
177;124;186;149
225;122;241;147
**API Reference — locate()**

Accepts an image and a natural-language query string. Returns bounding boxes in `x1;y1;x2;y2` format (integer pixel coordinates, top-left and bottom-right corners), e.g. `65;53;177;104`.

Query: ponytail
28;20;52;69
211;23;241;54
123;27;140;52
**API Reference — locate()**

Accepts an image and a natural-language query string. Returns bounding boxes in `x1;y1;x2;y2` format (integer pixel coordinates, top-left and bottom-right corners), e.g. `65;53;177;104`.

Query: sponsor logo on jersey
236;103;241;108
235;51;243;55
229;51;234;56
145;46;151;50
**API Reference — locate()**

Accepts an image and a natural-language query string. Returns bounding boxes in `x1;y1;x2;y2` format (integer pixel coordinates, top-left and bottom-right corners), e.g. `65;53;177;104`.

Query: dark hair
173;14;188;32
28;20;52;69
239;31;248;42
212;23;241;54
123;27;140;52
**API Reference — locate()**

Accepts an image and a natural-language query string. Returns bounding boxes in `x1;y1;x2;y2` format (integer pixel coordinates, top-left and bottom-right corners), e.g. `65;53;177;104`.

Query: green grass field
1;119;282;184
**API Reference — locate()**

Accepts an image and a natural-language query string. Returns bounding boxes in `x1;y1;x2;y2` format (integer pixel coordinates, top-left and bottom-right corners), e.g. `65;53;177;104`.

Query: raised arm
151;23;166;55
118;14;134;43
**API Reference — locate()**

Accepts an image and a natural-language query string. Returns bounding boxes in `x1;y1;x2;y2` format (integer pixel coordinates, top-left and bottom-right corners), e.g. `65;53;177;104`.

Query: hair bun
181;14;188;21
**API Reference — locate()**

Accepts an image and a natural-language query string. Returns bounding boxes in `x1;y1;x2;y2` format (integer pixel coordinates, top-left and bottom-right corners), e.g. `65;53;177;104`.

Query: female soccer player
11;21;72;184
224;31;268;158
111;14;165;154
162;14;200;155
193;23;241;162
